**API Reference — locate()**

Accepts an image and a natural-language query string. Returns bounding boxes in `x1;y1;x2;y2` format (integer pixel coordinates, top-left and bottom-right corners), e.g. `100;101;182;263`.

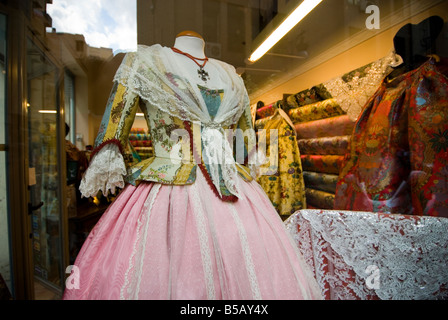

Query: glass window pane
0;12;11;297
27;39;63;296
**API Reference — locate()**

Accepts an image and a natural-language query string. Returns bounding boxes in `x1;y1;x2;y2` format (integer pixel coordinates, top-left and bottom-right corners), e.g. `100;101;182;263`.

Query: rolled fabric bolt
288;99;345;124
294;115;355;139
298;135;350;155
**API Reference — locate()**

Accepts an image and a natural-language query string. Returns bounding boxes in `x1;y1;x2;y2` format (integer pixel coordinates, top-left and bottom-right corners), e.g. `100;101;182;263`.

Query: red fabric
335;59;448;217
90;138;125;162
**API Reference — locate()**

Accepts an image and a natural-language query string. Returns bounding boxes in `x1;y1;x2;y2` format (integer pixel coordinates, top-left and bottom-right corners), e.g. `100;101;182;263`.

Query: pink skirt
63;170;321;300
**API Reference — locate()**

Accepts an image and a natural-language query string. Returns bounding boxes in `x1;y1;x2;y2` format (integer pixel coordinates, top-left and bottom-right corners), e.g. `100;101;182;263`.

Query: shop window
0;12;12;299
27;38;65;298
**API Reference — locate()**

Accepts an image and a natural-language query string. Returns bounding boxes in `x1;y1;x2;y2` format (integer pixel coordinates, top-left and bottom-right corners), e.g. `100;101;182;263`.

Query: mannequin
388;16;444;79
63;27;323;300
172;30;222;88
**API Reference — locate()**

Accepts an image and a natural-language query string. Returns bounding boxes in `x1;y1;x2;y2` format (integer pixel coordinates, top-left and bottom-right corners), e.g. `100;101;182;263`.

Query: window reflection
27;39;63;291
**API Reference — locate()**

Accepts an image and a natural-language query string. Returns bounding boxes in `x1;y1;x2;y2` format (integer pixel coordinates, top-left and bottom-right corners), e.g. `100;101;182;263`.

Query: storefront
1;0;448;301
0;0;66;300
0;0;117;300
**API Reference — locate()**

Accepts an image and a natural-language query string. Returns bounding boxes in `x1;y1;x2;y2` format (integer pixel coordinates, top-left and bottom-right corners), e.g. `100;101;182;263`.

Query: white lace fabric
285;210;448;300
324;51;396;121
79;144;127;198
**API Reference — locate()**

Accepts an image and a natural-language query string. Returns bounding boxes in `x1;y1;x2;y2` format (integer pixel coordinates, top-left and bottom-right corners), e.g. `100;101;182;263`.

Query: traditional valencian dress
63;44;321;300
335;58;448;217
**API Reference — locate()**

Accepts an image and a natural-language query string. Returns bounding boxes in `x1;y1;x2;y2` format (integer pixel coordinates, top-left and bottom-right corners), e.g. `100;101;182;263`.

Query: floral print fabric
301;155;344;175
256;108;306;220
93;81;254;202
335;59;448;217
288;99;346;124
256;104;277;119
305;188;335;210
285;84;332;113
294;115;355;139
303;171;339;194
298;136;350;156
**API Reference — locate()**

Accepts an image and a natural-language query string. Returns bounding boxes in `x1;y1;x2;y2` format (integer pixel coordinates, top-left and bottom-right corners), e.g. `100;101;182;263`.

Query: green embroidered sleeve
93;82;141;158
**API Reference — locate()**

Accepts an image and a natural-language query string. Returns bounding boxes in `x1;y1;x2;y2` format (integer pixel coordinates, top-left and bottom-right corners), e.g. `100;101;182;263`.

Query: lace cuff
79;143;127;198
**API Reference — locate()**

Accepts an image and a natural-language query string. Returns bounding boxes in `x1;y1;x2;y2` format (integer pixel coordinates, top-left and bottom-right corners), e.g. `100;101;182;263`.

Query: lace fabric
324;51;396;121
114;44;248;127
285;209;448;300
79;144;127;198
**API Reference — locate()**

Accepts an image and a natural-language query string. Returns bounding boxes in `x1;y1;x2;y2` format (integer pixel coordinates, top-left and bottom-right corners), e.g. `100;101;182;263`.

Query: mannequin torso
172;35;222;89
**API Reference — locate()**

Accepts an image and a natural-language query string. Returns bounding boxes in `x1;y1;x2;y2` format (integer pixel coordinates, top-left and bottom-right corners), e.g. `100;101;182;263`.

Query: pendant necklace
171;47;210;82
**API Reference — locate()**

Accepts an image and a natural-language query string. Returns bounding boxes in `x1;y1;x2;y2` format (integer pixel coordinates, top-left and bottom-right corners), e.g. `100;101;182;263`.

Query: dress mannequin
63;30;323;300
172;31;222;88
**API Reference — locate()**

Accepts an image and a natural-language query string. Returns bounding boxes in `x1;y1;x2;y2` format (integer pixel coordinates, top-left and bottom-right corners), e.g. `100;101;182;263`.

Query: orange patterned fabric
335;59;448;217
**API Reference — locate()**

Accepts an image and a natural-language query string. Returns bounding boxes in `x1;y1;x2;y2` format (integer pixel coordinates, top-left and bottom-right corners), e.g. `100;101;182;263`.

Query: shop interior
1;0;447;300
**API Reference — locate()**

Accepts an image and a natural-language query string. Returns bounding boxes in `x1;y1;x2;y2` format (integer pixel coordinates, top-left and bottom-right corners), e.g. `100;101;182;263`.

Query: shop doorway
26;39;68;299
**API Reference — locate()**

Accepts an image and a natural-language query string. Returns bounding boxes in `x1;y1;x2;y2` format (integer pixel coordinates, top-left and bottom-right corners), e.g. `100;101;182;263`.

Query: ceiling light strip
248;0;323;62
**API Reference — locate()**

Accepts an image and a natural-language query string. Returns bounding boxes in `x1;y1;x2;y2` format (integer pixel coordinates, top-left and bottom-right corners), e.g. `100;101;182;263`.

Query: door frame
1;2;69;299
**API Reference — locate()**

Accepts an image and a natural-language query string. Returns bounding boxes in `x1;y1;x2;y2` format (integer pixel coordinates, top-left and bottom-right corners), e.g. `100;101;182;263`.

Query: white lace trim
286;210;448;300
191;182;216;300
227;202;262;300
79;144;126;198
120;183;161;300
202;126;241;198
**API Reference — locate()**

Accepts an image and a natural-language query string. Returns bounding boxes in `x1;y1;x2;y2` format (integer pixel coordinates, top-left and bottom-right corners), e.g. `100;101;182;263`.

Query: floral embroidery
288;99;345;124
111;101;125;123
429;129;448;153
257;109;306;219
335;59;448;217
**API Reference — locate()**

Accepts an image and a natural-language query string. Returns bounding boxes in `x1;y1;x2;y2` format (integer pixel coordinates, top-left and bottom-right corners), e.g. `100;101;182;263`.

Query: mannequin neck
173;36;206;59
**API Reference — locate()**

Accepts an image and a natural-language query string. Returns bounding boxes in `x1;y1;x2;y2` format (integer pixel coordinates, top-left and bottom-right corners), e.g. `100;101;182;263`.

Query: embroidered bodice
80;44;257;202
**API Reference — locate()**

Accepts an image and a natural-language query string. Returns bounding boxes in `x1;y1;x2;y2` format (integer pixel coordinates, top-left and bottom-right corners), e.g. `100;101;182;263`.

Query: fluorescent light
136;113;145;117
248;0;323;62
39;110;57;114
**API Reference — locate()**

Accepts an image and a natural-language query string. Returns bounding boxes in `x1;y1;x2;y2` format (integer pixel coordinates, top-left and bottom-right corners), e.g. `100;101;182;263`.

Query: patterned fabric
285;210;448;300
335;59;448;217
298;136;350;156
90;52;255;202
285;84;332;113
303;171;339;194
198;85;224;119
257;109;306;219
301;155;344;175
294;115;355;139
285;53;394;122
65;170;323;300
288;99;345;124
305;188;335;210
256;104;277;119
254;117;272;131
128;129;152;160
324;52;396;121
